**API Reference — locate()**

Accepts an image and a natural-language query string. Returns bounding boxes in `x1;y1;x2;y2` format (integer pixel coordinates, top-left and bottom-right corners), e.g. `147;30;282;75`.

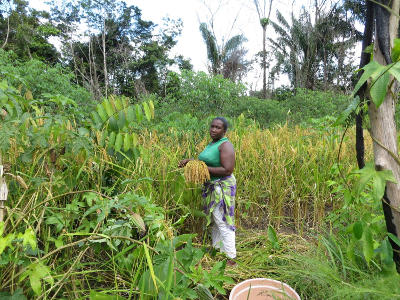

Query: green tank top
198;137;228;180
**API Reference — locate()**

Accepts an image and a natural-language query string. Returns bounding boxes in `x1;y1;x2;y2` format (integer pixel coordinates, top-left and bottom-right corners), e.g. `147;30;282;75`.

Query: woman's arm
207;141;235;177
178;158;193;168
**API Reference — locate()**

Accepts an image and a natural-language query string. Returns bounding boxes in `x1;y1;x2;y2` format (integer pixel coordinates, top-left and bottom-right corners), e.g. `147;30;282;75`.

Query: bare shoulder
219;140;235;152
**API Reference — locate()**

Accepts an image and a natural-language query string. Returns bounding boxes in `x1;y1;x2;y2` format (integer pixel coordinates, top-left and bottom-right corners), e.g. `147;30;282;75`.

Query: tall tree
353;0;373;170
269;5;360;91
368;0;400;264
199;22;249;82
50;0;183;98
253;0;273;98
0;0;59;63
269;10;318;89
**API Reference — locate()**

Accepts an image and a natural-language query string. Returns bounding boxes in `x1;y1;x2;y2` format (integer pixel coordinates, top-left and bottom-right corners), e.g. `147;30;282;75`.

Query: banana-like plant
91;95;154;154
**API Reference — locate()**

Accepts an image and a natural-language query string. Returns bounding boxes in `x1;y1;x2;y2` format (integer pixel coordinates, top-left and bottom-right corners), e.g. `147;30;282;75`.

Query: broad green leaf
83;192;97;207
370;67;390;107
96;104;107;122
123;97;129;108
114;97;123;111
108;116;118;131
372;171;388;202
1;288;27;300
143;242;158;293
343;189;353;206
354;164;375;196
55;236;64;248
353;221;363;240
33;263;53;284
123;133;131;152
131;133;138;147
362;227;374;264
30;274;41;295
392;38;400;62
115;132;123;152
165;249;174;299
108;132;116;149
380;238;394;266
126;106;135;123
135;104;143;123
353;163;397;200
78;127;90;137
99;130;107;147
333;96;359;126
0;233;15;255
117;110;126;130
364;43;374;55
90;291;126;300
91;111;102;127
388;61;400;82
388;233;400;247
149;100;155;118
143;102;151;121
103;100;114;117
353;61;385;97
131;212;146;233
45;216;64;233
267;225;279;250
21;228;36;250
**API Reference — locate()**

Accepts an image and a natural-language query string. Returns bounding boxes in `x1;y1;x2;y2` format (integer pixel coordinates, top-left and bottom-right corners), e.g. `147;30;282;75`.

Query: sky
28;0;357;90
130;0;298;89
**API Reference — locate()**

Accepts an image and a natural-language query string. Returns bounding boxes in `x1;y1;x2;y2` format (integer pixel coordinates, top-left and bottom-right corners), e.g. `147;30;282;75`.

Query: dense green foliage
0;49;92;110
160;72;349;128
49;0;189;98
1;0;400;298
269;5;361;91
1;57;400;298
0;0;59;63
1;72;399;298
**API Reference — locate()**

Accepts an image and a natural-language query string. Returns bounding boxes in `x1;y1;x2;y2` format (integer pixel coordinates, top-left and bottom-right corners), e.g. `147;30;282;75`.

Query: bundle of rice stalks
184;160;210;184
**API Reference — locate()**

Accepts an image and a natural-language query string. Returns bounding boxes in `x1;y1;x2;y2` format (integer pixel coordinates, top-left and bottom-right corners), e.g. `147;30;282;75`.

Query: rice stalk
184;160;210;184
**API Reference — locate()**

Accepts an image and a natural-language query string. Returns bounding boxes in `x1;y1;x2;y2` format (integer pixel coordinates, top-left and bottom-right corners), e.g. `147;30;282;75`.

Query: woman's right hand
178;158;192;168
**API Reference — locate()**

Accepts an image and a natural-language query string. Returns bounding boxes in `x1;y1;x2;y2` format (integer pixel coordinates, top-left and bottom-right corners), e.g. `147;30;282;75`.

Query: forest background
1;0;400;299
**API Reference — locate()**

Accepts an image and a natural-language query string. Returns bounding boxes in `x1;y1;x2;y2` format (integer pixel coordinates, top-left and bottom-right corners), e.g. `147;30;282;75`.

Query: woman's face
210;119;225;141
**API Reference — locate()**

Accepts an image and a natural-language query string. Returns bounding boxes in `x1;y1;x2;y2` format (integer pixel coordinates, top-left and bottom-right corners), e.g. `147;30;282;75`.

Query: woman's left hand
178;158;192;168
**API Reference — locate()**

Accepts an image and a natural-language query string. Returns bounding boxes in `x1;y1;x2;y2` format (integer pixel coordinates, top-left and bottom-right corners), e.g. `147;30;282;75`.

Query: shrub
225;96;286;127
163;70;246;117
0;49;92;109
280;88;349;124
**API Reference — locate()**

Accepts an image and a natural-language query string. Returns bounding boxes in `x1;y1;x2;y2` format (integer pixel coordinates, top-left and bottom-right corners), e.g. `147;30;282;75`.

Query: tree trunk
88;37;94;97
356;0;374;170
323;48;327;91
102;18;108;99
369;0;400;263
1;16;10;49
89;36;101;100
262;24;267;99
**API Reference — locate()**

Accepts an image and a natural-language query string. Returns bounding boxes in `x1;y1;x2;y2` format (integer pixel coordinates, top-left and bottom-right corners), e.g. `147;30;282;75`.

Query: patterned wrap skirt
202;174;237;231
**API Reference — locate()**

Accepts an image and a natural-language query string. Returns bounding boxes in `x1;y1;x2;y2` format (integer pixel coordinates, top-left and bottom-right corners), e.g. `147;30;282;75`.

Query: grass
205;228;400;300
0;118;381;299
133;122;372;232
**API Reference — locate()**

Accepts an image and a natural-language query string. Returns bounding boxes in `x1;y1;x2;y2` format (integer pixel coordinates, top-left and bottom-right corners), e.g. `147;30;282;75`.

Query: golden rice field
3;122;372;236
127;123;373;233
1;121;377;299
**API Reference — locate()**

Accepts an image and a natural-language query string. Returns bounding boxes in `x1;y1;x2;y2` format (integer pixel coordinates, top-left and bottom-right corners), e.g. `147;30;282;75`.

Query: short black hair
212;117;229;131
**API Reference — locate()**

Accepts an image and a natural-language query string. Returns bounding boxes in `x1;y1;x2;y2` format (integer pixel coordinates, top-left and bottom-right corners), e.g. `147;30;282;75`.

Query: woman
179;117;237;265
